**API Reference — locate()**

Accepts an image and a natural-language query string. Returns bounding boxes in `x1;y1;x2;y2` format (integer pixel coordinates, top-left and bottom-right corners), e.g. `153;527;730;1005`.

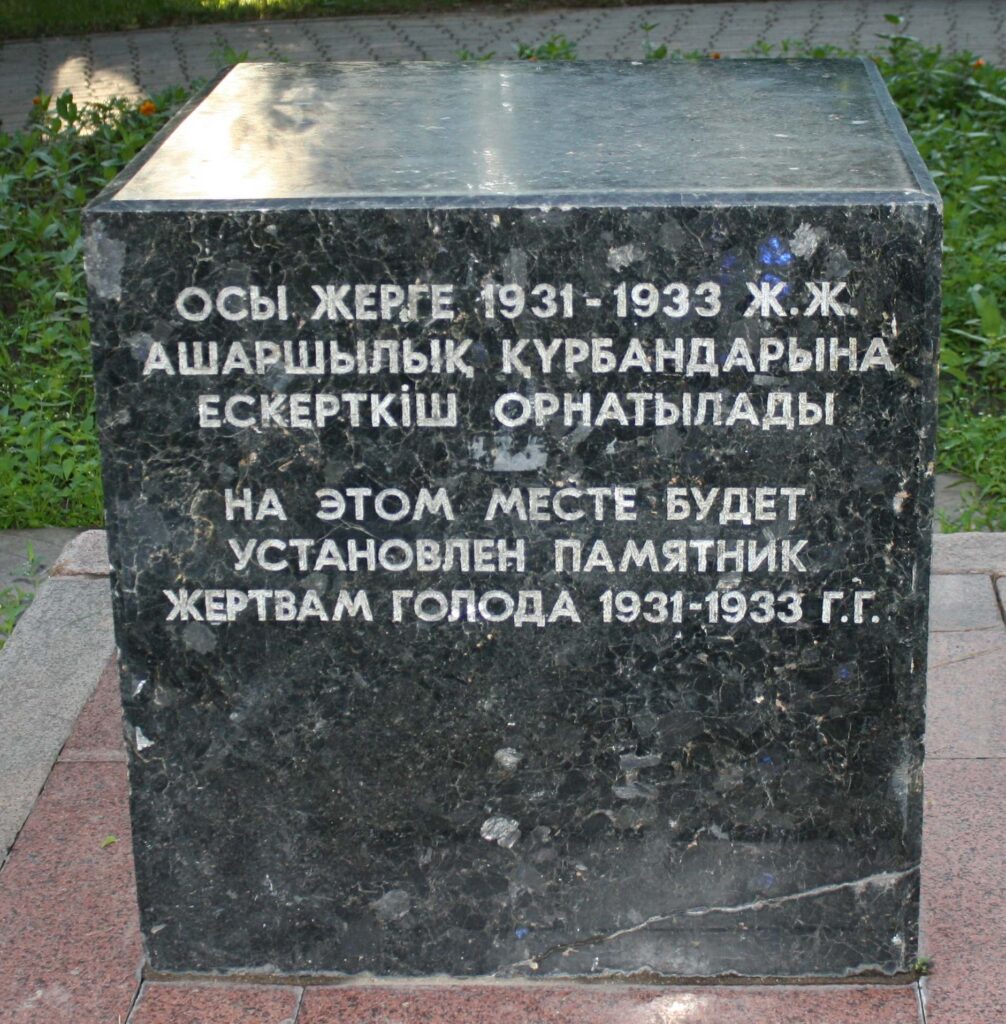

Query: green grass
0;543;40;650
0;583;34;647
0;89;186;528
1;0;650;39
743;33;1006;529
0;34;1004;531
876;38;1006;529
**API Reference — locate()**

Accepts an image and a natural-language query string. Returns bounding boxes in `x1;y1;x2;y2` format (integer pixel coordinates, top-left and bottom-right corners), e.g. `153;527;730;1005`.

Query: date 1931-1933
599;588;880;625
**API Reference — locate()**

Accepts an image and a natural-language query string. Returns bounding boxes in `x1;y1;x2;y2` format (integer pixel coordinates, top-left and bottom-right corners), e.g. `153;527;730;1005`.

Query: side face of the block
85;200;939;978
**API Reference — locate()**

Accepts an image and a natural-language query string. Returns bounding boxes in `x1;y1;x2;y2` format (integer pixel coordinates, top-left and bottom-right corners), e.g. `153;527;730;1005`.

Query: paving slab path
1;1;1005;131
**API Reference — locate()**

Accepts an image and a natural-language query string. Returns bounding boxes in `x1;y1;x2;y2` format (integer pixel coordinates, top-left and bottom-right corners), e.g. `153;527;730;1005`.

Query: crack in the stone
931;625;1001;634
513;866;919;972
682;867;919;917
930;645;1006;670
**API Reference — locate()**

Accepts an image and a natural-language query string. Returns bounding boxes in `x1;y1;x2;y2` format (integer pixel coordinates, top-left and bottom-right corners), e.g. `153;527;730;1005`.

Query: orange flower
710;51;722;60
139;100;157;115
32;96;41;105
973;58;986;69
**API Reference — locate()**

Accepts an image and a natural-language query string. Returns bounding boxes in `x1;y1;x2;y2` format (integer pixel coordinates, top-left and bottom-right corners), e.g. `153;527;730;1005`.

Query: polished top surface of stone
108;59;931;204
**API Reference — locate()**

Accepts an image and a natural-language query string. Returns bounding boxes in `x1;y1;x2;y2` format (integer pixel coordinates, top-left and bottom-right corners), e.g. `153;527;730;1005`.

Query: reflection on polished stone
116;60;917;203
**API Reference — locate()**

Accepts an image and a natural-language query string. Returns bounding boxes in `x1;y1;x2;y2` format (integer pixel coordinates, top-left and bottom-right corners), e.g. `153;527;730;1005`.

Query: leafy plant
0;584;34;649
724;35;1006;528
912;955;934;976
0;88;188;527
210;43;251;66
0;543;41;649
0;0;648;39
874;36;1006;528
641;21;668;62
516;35;576;61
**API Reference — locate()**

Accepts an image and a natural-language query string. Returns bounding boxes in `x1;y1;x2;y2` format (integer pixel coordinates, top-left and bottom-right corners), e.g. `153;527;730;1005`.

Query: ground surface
2;1;1006;131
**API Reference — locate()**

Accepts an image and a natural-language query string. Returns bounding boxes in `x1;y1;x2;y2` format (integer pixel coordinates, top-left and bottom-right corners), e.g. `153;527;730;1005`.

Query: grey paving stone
0;575;114;865
0;528;81;593
933;532;1006;576
929;574;1004;633
934;471;986;529
2;0;1004;130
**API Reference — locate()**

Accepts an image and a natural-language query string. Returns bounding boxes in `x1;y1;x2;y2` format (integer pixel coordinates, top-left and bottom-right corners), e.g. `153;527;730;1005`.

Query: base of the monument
142;967;921;986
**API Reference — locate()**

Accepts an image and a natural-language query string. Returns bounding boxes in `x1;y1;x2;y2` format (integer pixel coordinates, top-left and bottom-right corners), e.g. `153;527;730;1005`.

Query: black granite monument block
84;60;940;979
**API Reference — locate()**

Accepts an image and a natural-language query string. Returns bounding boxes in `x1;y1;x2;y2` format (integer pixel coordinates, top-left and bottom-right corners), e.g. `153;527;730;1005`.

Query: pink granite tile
130;982;301;1023
0;762;142;1024
921;758;1006;1024
59;654;125;761
298;983;919;1024
925;630;1006;758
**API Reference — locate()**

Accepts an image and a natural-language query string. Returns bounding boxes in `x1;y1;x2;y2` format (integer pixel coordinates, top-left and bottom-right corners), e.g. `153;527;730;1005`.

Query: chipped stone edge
49;528;111;578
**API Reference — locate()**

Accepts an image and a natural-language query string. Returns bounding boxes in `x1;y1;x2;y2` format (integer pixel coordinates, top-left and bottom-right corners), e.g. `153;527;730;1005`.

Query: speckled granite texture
84;60;940;979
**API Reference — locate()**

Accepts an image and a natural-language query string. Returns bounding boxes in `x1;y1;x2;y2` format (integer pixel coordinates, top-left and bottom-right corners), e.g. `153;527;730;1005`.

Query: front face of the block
87;201;938;978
